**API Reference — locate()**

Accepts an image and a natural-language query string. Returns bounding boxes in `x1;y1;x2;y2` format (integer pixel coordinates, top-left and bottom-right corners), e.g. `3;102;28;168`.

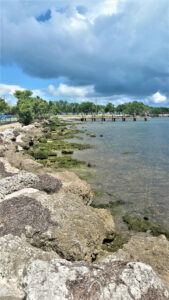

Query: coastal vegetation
0;98;10;113
1;90;169;125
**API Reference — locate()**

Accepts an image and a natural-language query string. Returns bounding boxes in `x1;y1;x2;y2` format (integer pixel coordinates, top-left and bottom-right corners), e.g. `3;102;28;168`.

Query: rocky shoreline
0;121;169;299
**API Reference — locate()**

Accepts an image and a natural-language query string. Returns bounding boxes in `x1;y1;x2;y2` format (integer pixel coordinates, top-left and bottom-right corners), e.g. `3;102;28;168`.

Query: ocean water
72;118;169;230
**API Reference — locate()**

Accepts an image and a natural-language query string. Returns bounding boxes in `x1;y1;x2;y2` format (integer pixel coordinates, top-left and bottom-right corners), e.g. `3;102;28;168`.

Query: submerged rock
23;256;169;300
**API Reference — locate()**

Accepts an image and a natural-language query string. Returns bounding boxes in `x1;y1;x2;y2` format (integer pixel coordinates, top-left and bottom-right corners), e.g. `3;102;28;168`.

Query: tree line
0;90;169;125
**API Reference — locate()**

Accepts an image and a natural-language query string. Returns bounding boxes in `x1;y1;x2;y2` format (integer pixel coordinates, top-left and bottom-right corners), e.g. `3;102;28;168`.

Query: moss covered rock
123;215;169;239
61;149;74;155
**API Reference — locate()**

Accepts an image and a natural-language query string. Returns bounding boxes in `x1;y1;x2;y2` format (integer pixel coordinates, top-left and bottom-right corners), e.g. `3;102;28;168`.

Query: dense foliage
0;98;10;113
14;90;49;125
1;89;169;125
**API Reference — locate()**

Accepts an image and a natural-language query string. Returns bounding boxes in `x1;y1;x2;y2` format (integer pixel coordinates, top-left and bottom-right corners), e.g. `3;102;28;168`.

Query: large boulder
23;256;169;300
25;190;115;261
0;185;115;261
0;172;62;201
50;170;93;205
0;235;59;299
114;232;169;286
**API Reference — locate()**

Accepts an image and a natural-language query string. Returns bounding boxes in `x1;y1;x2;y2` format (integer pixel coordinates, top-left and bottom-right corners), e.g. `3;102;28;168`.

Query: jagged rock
0;234;59;299
114;232;169;286
0;129;16;144
0;187;115;261
5;150;44;172
16;145;23;152
23;256;169;300
0;161;15;179
51;171;93;205
35;174;62;194
0;196;59;237
0;158;19;174
0;172;62;200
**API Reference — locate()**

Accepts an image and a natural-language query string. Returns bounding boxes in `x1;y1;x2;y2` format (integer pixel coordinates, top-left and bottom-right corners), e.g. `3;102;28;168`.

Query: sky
0;0;169;106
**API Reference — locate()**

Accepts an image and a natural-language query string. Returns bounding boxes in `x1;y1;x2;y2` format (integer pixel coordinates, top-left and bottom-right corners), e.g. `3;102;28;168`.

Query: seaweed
26;118;92;170
91;200;125;209
123;215;169;239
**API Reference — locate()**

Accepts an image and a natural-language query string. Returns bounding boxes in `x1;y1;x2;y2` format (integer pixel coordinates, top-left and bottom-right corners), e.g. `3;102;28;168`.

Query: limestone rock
114;232;169;286
36;174;62;194
5;149;44;172
0;157;19;175
0;172;62;201
51;170;93;205
0;187;115;261
0;235;59;299
23;256;169;300
0;161;15;179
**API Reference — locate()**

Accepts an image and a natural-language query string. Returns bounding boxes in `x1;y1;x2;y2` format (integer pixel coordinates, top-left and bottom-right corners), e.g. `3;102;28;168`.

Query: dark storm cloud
1;0;169;98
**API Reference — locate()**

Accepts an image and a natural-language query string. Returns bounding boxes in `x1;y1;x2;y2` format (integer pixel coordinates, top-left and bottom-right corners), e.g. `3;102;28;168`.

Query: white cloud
0;83;24;105
47;84;95;98
150;92;167;104
1;82;168;107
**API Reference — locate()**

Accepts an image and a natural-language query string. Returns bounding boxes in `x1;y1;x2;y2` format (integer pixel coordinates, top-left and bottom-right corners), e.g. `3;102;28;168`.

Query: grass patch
123;215;169;239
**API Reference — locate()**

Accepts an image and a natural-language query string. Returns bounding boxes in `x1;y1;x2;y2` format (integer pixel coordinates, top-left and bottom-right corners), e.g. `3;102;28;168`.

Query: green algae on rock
102;233;128;253
37;156;86;169
26;118;92;170
91;200;125;209
123;215;169;239
61;149;74;155
93;190;116;198
78;172;96;181
123;152;132;155
86;132;96;138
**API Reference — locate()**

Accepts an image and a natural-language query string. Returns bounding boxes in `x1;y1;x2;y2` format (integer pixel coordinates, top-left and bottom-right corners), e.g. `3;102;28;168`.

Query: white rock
23;256;169;300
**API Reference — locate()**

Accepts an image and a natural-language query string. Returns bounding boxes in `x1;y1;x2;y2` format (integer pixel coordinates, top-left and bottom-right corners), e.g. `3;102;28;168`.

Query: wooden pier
80;115;149;122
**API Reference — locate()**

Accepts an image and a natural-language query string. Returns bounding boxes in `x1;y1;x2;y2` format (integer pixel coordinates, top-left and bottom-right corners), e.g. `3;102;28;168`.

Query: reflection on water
72;118;169;230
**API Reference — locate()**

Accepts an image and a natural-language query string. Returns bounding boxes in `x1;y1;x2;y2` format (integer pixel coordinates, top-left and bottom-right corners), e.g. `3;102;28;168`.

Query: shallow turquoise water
72;118;169;230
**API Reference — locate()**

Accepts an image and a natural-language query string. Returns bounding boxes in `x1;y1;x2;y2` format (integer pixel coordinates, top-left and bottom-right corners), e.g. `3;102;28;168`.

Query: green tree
105;103;115;113
14;90;49;124
79;102;96;114
0;98;9;113
18;103;34;125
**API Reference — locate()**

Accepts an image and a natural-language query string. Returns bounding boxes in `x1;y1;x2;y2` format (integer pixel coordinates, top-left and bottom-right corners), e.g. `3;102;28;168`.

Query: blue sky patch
36;9;51;22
